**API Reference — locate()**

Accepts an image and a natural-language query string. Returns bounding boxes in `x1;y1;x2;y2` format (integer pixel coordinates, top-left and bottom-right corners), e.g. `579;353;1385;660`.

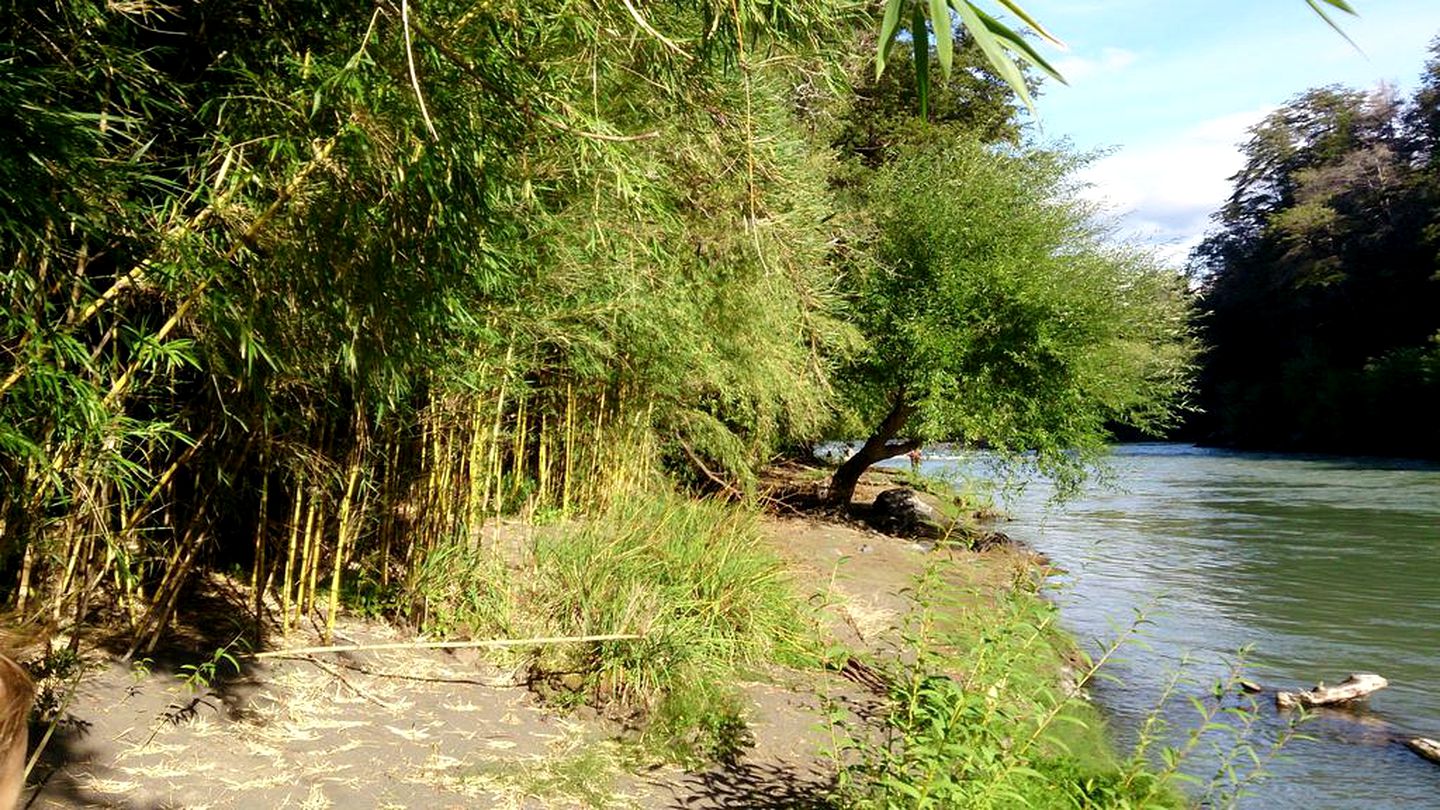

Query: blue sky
1009;1;1440;265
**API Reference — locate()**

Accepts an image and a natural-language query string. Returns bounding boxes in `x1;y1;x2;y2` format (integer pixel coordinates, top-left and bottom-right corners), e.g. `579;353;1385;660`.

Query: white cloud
1052;47;1140;83
1076;107;1271;267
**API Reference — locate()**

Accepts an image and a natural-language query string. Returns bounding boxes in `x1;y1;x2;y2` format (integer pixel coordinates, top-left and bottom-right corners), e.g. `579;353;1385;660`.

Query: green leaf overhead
993;0;1062;46
875;1;1360;117
1307;0;1361;49
877;0;905;77
968;4;1063;84
913;2;932;118
930;0;954;76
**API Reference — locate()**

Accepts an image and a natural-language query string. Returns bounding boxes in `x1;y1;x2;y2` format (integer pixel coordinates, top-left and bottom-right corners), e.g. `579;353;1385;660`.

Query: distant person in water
907;447;922;475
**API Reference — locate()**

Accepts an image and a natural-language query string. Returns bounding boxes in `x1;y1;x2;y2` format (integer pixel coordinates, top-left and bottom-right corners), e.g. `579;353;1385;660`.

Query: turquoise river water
915;443;1440;808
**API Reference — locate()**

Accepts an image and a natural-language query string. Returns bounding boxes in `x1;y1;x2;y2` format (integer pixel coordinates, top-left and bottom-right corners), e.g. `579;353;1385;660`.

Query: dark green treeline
1190;38;1440;458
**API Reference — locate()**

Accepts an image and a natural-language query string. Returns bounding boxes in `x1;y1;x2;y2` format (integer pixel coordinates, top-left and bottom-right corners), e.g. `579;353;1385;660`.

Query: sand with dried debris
23;475;1025;809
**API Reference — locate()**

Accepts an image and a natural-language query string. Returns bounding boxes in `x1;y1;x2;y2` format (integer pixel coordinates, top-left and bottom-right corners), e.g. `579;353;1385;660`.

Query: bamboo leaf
930;0;954;77
972;4;1064;84
949;0;1033;111
913;3;932;119
994;0;1064;46
877;0;907;78
1306;0;1361;52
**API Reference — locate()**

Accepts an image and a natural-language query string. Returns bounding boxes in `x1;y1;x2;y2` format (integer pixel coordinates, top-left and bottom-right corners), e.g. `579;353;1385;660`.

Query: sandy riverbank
18;469;1077;809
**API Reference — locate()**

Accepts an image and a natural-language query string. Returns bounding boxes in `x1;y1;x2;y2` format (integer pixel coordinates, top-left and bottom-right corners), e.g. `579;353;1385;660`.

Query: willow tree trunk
827;396;917;507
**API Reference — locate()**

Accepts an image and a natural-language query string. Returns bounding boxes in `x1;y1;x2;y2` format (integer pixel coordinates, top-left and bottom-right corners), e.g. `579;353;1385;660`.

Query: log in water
1277;673;1388;710
1410;738;1440;766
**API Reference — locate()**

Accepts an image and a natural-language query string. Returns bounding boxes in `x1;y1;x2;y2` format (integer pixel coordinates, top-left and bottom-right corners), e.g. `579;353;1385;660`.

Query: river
920;443;1440;808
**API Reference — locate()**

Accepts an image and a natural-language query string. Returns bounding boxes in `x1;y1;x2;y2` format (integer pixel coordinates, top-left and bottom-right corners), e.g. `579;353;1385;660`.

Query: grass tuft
417;489;817;763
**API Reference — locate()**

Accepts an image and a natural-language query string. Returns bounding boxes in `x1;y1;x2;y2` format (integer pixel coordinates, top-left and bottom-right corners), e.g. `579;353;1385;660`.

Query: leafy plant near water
825;560;1312;809
1118;648;1311;809
828;563;1166;808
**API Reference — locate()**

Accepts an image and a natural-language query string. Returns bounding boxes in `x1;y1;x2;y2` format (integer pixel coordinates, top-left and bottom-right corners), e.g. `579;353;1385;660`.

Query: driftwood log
1275;673;1388;710
1248;674;1440;768
1408;737;1440;766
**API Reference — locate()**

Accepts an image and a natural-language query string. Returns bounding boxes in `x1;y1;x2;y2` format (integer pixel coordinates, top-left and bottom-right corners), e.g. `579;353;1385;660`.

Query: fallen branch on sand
250;632;642;659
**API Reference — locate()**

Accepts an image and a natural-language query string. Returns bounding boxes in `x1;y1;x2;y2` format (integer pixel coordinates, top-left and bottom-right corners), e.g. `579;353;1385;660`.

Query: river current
914;443;1440;808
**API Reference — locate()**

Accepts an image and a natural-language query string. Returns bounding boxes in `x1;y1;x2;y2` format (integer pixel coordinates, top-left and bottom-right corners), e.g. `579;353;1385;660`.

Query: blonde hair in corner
0;654;32;810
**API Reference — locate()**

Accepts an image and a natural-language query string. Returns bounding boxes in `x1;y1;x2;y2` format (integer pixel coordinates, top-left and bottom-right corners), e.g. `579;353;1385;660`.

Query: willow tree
827;139;1195;506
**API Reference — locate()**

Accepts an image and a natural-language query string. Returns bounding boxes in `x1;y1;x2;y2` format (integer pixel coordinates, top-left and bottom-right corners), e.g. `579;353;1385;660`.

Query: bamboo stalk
466;396;486;542
537;411;550;508
125;504;206;659
405;420;430;579
325;449;363;644
310;495;329;619
52;511;85;622
378;434;399;589
445;415;459;537
418;415;436;552
562;383;575;514
136;520;207;656
280;473;305;633
592;387;607;507
488;375;509;519
292;481;318;619
511;391;527;499
71;528;97;639
252;467;270;631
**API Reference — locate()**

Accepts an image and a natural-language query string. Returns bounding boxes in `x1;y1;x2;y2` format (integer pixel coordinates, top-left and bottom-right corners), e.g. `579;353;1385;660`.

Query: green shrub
830;565;1185;809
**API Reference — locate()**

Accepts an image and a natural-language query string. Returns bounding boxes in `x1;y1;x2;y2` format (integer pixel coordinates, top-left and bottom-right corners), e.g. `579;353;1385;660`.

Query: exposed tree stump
1407;737;1440;766
1276;673;1388;710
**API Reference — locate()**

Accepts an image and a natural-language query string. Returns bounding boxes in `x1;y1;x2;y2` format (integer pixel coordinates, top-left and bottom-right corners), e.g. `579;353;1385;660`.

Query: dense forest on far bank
1186;37;1440;458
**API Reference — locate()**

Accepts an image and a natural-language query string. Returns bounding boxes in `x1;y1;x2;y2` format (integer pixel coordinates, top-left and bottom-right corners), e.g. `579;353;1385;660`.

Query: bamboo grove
1;0;1199;655
1;0;866;648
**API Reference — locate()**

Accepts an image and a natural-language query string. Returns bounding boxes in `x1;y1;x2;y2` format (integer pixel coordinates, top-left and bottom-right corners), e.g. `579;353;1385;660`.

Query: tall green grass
416;489;816;762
